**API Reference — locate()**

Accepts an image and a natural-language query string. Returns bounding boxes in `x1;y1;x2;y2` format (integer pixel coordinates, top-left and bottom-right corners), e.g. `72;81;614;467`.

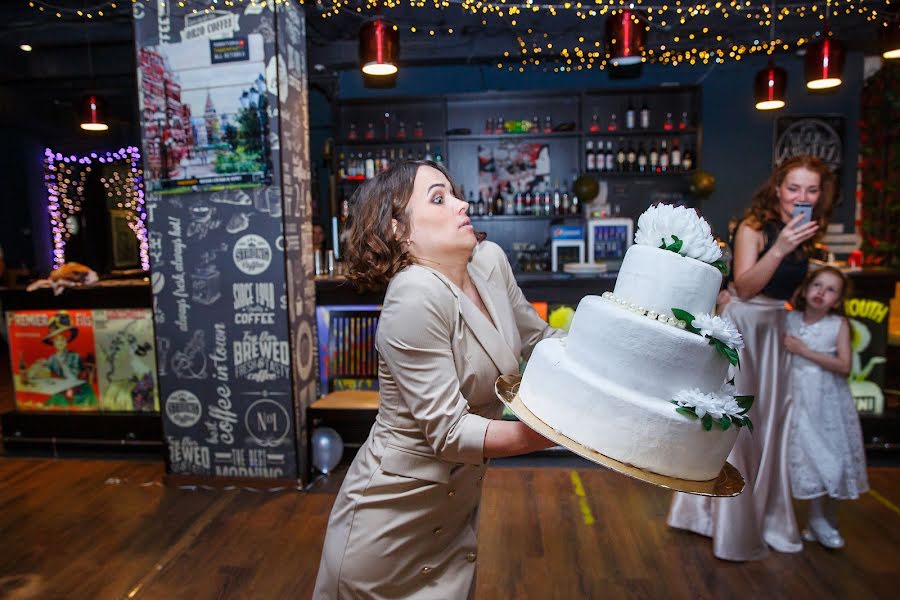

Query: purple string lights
44;146;149;271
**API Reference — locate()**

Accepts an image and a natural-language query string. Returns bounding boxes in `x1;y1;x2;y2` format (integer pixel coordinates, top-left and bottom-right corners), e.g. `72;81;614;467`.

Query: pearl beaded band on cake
601;291;687;329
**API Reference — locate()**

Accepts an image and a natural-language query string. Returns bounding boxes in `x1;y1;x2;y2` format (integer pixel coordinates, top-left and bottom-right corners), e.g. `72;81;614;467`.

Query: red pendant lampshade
605;10;646;66
805;32;845;89
359;19;399;76
80;94;109;131
754;60;787;111
882;21;900;60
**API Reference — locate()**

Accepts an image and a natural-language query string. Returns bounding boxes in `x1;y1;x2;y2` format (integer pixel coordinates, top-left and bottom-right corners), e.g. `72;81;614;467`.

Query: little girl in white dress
784;266;869;549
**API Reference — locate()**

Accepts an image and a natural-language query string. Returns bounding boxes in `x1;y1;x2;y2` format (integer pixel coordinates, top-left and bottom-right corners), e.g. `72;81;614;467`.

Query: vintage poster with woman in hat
7;310;99;410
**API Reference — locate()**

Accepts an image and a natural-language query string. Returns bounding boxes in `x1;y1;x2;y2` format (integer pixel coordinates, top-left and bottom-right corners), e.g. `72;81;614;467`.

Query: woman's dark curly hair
342;160;467;291
743;154;836;253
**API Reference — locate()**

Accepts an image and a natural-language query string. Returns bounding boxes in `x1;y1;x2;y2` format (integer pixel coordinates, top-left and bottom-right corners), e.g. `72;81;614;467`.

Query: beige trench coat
313;241;560;600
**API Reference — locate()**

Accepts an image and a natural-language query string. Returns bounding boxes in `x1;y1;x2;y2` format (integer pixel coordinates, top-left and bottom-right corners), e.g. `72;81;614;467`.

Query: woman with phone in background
668;155;836;561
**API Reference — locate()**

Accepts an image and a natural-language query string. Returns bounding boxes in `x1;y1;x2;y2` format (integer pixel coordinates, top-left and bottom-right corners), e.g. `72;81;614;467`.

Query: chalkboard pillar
134;1;316;482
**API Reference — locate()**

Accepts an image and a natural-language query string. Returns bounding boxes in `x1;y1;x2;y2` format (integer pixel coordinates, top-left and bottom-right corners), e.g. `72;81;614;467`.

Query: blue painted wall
332;51;864;235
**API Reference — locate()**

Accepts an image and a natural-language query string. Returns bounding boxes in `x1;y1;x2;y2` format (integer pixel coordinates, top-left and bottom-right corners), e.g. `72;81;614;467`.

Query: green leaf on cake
662;235;684;254
671;308;700;334
718;416;732;431
701;414;713;431
712;338;741;367
676;407;699;420
735;395;754;414
710;259;729;276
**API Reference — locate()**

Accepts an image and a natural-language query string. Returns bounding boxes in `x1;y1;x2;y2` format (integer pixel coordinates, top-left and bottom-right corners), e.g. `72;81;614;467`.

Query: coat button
466;552;477;563
421;566;432;575
433;527;443;535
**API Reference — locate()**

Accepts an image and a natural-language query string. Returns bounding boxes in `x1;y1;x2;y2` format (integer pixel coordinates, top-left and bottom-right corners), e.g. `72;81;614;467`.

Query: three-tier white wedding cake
519;204;752;481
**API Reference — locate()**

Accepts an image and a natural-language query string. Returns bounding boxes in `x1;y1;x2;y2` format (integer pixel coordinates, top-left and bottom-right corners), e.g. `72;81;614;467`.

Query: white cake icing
564;295;730;402
520;339;738;481
613;244;721;318
520;215;745;481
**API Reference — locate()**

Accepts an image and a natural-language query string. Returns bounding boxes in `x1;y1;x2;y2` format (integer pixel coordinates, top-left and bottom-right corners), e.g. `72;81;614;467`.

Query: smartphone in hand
792;201;813;226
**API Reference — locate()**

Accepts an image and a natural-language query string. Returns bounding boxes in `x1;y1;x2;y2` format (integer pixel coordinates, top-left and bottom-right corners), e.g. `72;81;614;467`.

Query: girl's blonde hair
791;265;851;316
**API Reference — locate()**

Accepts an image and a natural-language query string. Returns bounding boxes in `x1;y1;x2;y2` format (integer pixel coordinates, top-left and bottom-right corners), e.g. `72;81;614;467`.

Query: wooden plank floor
0;457;897;599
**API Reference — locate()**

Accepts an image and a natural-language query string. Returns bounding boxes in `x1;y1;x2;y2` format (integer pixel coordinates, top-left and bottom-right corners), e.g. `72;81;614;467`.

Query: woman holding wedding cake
313;161;562;599
668;155;836;561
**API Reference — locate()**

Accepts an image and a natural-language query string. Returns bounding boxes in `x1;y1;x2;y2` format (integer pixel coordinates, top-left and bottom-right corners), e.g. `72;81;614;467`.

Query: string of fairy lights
44;147;149;270
20;0;899;72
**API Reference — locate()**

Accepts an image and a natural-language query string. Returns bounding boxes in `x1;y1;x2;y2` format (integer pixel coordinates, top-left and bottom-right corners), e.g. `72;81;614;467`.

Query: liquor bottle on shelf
484;117;494;134
649;141;659;173
625;97;636;130
605;140;615;172
365;122;376;140
478;191;487;216
364;152;376;179
671;139;682;171
561;188;571;214
544;190;553;216
514;192;523;215
615;141;626;172
379;148;389;172
524;192;533;216
531;115;540;134
553;185;561;215
607;113;619;132
413;121;425;139
639;97;650;129
466;191;475;215
570;191;580;216
596;142;606;173
682;145;694;171
337;152;346;179
434;146;444;166
585;140;596;172
495;116;505;134
494;187;504;216
659;140;669;173
487;188;495;216
589;112;601;133
543;115;553;134
348;122;358;141
625;143;637;173
502;182;514;214
397;121;407;139
424;143;433;162
637;143;648;173
663;112;674;132
679;111;689;131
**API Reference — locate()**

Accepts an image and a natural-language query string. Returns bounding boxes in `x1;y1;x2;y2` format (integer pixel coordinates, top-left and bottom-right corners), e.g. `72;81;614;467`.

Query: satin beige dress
667;296;803;561
313;241;561;599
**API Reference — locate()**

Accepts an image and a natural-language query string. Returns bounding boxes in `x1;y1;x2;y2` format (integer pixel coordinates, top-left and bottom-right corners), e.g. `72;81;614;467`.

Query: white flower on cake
674;388;745;421
691;314;744;349
634;204;723;264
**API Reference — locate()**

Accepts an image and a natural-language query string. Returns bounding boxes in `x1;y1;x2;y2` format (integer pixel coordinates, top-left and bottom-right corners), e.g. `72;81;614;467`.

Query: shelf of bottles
581;94;699;177
338;143;446;182
464;179;583;220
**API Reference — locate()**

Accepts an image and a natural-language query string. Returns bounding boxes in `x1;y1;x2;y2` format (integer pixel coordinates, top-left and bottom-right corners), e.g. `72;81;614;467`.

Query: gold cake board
495;374;745;497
